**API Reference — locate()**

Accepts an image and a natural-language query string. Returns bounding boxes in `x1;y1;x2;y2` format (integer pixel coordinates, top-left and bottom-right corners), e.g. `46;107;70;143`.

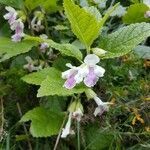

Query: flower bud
85;89;97;100
68;100;83;113
92;48;107;57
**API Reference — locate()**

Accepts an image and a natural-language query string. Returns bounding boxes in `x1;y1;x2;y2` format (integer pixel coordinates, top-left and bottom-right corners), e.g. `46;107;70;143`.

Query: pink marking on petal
11;34;22;42
8;14;16;24
64;74;76;89
84;67;98;87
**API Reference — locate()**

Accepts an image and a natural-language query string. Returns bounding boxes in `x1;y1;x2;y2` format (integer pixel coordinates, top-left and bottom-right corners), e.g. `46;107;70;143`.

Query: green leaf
48;41;83;61
25;36;83;61
123;3;150;24
20;107;64;137
84;6;102;21
25;0;58;13
134;45;150;59
99;23;150;59
52;57;71;71
64;0;101;48
22;67;87;97
0;0;23;8
85;125;114;150
0;38;37;62
99;3;120;29
41;96;67;112
37;76;86;97
64;0;119;48
22;67;59;85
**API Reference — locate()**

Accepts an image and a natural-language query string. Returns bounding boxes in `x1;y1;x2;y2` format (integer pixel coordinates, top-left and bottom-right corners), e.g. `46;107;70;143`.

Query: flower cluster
62;54;105;89
61;53;112;138
61;93;113;138
3;6;25;42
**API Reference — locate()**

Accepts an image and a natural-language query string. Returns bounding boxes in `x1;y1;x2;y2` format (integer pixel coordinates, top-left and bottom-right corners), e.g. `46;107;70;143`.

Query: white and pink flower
62;63;83;89
82;54;105;87
3;6;17;25
61;113;72;138
61;108;83;138
4;6;25;42
10;19;24;42
62;54;105;89
93;96;112;116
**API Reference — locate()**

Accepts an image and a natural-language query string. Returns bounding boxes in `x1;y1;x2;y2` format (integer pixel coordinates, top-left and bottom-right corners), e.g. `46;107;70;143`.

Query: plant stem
53;113;68;150
16;102;33;150
44;13;50;38
86;46;90;54
0;97;4;140
77;121;80;150
6;133;10;150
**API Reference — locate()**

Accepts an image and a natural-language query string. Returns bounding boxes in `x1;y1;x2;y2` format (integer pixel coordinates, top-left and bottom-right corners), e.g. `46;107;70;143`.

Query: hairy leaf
99;23;150;59
20;107;64;137
22;67;87;97
37;76;87;97
64;0;101;48
64;0;119;48
22;67;59;85
0;38;37;62
84;6;102;21
25;36;83;61
47;40;83;61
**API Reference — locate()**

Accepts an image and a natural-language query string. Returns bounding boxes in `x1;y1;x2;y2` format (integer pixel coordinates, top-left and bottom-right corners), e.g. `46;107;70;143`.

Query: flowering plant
0;0;150;149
